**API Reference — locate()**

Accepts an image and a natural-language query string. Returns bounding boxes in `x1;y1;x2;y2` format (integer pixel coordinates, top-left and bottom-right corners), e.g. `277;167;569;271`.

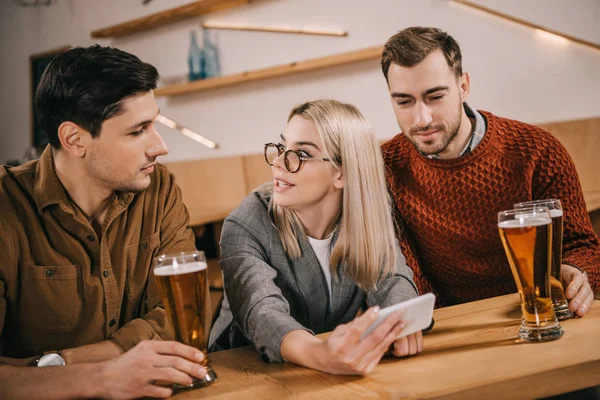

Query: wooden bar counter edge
170;293;600;400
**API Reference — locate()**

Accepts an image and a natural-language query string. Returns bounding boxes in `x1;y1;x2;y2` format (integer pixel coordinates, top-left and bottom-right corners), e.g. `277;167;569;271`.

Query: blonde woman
209;100;423;375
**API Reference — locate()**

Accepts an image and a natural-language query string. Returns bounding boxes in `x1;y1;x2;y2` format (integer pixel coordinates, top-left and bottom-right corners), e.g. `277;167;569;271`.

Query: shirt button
87;235;96;242
46;269;54;277
109;319;116;327
103;270;110;278
141;242;148;250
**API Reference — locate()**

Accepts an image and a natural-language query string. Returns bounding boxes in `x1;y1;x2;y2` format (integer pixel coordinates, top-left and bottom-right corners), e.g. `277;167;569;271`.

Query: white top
308;235;334;307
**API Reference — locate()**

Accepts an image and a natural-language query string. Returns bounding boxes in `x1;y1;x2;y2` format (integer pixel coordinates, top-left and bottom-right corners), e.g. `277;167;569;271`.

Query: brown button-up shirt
0;147;196;358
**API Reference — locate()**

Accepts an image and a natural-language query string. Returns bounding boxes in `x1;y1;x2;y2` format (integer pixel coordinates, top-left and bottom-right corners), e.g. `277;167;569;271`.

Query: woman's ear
333;170;344;190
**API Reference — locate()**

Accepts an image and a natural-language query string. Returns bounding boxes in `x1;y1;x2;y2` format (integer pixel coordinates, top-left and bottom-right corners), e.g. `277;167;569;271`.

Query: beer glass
514;199;573;320
498;207;563;342
153;251;217;388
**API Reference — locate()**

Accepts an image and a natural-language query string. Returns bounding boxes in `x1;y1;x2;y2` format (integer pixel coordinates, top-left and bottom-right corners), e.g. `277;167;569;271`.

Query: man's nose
414;102;433;128
146;126;169;158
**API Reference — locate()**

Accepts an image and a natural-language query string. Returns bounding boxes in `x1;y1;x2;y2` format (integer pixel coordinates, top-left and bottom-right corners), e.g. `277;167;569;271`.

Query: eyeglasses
264;143;330;173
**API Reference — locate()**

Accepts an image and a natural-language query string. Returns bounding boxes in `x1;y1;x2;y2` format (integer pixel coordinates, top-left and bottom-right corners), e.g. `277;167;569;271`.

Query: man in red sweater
380;26;599;315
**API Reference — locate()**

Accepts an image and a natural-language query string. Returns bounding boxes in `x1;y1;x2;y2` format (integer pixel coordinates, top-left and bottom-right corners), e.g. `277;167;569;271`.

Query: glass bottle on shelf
188;30;207;81
202;27;220;78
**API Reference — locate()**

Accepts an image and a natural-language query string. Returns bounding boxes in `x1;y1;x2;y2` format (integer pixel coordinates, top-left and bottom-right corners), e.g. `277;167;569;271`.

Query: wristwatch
36;351;66;367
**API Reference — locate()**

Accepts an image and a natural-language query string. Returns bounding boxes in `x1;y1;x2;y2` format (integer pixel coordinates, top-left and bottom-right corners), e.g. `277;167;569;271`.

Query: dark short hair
35;45;159;148
381;26;463;82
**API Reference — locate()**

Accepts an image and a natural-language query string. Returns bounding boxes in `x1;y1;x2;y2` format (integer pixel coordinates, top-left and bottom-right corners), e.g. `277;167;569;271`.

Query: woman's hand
316;306;409;375
390;331;423;357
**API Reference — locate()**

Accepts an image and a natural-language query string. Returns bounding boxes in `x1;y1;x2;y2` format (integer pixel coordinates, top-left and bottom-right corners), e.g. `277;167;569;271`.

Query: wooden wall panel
536;118;600;212
241;153;272;193
164;157;247;226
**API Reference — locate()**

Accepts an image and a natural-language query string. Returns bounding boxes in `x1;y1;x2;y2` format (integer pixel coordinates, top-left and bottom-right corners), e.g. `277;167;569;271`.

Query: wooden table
172;294;600;399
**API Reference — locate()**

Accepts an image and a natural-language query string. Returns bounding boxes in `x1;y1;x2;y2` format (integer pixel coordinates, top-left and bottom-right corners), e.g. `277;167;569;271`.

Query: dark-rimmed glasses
264;143;330;173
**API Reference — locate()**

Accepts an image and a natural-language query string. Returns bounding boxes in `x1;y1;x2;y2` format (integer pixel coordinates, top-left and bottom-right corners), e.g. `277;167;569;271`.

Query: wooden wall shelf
91;0;253;39
154;45;383;97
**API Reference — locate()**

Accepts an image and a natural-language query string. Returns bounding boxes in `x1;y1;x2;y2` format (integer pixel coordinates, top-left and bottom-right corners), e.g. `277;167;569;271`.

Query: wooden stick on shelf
91;0;254;39
154;45;383;97
451;0;600;52
201;22;348;37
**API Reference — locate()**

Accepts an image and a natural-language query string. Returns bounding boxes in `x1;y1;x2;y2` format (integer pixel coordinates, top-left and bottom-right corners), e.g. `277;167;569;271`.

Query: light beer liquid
498;218;557;328
549;210;568;303
546;209;572;320
155;262;211;359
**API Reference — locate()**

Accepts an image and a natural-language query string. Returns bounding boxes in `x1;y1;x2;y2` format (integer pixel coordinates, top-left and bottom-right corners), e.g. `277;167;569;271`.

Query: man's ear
333;169;344;190
57;122;88;158
459;72;470;102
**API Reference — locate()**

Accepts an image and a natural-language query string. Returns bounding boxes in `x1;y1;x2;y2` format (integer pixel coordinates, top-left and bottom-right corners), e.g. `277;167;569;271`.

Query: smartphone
360;293;436;340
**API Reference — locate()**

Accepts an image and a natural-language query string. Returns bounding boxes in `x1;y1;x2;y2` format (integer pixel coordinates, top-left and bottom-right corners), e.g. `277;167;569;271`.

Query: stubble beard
86;153;151;194
404;102;463;156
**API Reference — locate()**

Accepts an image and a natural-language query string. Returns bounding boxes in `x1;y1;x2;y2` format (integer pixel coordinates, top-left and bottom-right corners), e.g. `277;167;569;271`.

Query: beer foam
549;209;563;218
515;210;562;218
154;261;207;276
498;217;551;228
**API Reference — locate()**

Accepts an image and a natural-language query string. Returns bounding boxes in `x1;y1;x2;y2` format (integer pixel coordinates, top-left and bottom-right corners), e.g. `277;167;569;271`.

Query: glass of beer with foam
153;251;217;388
498;206;564;342
513;199;573;320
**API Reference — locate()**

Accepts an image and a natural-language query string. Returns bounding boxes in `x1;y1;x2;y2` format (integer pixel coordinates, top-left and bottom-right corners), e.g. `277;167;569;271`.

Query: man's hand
561;264;594;317
0;340;208;400
96;340;207;399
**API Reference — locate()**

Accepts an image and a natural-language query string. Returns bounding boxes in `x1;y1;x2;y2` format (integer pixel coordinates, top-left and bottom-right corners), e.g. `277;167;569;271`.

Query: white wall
1;0;599;164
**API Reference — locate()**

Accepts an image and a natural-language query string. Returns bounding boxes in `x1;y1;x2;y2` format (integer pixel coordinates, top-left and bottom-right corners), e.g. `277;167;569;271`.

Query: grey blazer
208;190;418;362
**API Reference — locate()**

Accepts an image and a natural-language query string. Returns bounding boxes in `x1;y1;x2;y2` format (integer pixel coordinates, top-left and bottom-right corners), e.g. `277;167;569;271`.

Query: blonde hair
269;100;397;290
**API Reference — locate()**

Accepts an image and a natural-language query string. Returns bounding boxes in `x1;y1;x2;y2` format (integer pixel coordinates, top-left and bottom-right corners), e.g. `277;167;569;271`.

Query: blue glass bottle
202;27;220;78
188;30;207;81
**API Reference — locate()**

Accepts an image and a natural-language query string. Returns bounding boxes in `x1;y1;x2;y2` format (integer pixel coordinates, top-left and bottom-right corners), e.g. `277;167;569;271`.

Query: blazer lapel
327;266;358;324
327;231;361;328
290;234;329;333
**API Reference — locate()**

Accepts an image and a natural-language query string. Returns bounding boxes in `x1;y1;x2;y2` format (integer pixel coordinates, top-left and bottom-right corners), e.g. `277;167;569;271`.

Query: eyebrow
127;108;160;130
424;86;449;95
280;133;321;150
391;85;450;99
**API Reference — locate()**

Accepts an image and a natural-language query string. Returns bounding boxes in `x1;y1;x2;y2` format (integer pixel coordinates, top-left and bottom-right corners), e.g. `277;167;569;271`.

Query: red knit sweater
382;110;600;307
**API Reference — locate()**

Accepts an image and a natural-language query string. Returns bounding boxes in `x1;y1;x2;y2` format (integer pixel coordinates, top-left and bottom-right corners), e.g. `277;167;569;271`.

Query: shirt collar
463;102;486;154
34;146;73;214
34;145;135;214
425;102;486;159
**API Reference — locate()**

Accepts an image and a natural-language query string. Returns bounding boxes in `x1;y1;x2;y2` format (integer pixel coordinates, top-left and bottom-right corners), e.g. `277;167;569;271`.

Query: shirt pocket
124;231;161;301
21;263;83;333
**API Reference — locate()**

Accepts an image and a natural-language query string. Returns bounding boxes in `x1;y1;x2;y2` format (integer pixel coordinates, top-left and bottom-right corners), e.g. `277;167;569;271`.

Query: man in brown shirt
0;45;207;398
